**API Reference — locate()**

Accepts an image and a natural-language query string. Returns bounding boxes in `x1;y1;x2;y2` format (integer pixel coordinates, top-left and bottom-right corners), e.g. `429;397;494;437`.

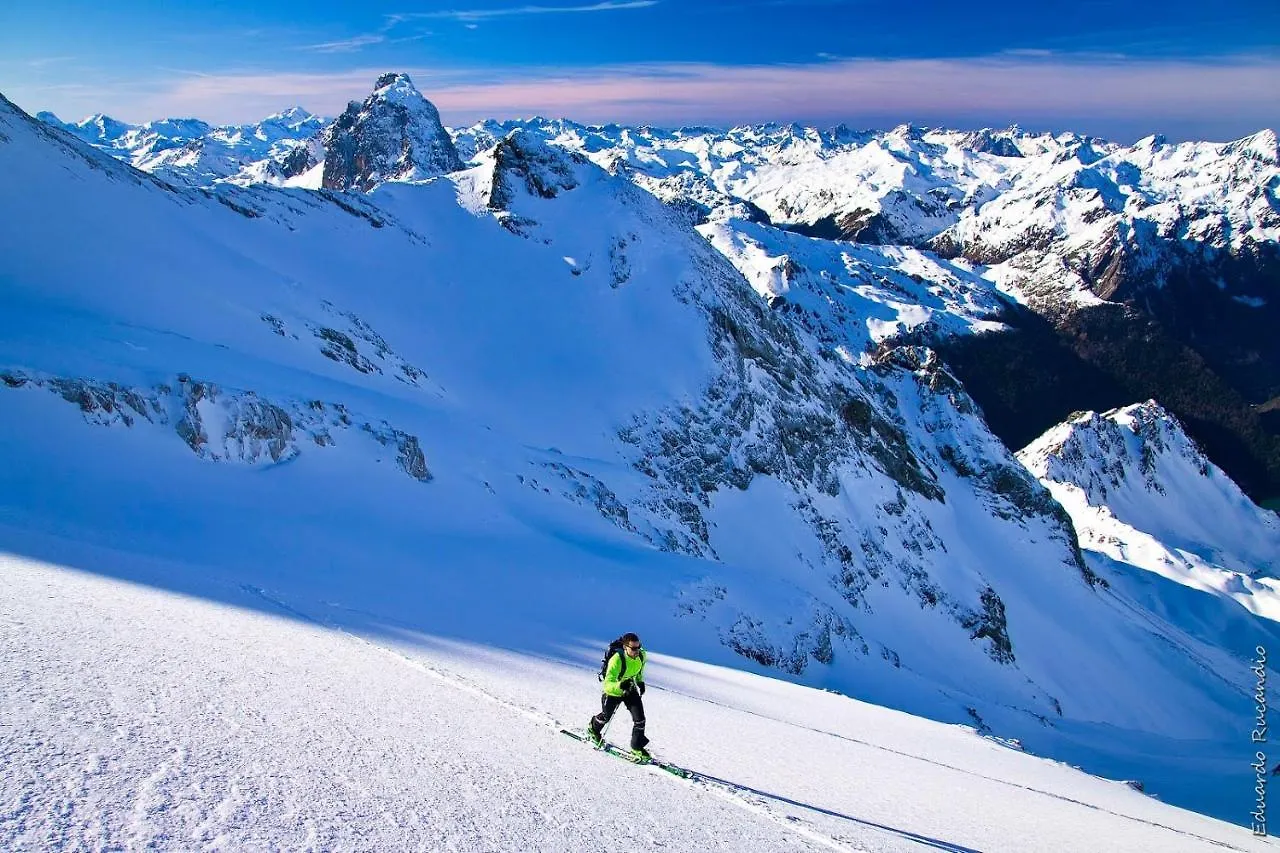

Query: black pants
590;690;648;750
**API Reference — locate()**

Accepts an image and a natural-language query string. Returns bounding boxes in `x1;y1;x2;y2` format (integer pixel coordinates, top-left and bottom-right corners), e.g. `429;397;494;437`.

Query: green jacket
602;648;646;697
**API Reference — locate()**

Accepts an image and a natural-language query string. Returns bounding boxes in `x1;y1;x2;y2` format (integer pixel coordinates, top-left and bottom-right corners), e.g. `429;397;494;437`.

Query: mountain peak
369;73;433;112
1134;133;1168;151
958;128;1024;158
39;112;136;145
266;106;316;123
487;129;584;212
140;117;211;139
1021;399;1280;586
1225;128;1278;164
374;71;416;92
321;72;463;192
1020;400;1199;504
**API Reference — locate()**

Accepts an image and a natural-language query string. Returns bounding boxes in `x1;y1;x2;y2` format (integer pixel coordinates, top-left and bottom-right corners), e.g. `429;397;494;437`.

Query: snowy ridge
448;117;1278;319
1019;401;1280;618
933;130;1280;309
3;81;1279;841
449;119;1116;245
45;101;1277;292
699;217;1010;354
43;96;1278;315
38;106;325;188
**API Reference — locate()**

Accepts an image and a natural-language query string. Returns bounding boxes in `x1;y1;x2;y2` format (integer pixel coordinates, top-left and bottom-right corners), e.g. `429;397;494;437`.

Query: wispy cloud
25;56;77;68
303;34;389;54
17;53;1279;142
427;54;1279;140
388;1;657;23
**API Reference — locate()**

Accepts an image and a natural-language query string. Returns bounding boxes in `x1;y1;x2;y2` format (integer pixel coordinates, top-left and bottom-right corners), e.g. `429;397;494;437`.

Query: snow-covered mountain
50;98;1277;289
51;89;1279;500
449;119;1103;244
37;105;325;187
1019;401;1280;618
319;72;463;191
932;129;1280;308
5;76;1279;845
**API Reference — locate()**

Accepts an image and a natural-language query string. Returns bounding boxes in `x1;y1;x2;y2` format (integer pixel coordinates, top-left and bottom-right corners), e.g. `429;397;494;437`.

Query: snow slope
2;548;1267;853
698;217;1009;354
2;85;1277;844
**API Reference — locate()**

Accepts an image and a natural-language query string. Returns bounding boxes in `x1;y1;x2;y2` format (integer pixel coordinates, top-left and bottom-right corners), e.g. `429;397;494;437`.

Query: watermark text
1252;645;1268;836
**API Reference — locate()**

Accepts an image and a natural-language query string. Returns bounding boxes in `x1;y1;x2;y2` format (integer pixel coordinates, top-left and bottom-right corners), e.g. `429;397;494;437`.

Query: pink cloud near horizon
13;54;1280;142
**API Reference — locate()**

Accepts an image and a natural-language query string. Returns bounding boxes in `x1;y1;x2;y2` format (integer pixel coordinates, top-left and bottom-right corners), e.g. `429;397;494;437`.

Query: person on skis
588;632;650;761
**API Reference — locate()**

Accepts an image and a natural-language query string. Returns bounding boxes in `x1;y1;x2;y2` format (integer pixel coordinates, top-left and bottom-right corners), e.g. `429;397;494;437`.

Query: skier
588;632;651;761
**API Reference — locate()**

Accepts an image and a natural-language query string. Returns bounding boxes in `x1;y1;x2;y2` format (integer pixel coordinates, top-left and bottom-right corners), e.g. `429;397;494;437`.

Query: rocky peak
487;129;583;211
1018;400;1208;505
958;128;1025;158
37;111;136;146
1020;400;1280;579
137;118;211;141
321;72;463;192
261;106;323;134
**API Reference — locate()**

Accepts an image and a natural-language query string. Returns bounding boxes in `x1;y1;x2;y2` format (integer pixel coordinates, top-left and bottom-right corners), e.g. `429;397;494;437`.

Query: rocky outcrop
176;378;297;464
261;303;434;391
0;370;432;483
1019;400;1280;581
487;130;582;210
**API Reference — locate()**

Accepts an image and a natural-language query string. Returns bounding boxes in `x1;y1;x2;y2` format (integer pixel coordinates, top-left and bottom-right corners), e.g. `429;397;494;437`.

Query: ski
559;728;692;779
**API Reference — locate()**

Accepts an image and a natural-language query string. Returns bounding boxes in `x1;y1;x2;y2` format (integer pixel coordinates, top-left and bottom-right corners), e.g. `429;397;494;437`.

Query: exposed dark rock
488;130;582;211
609;234;633;288
315;327;381;375
1;369;428;480
958;129;1025;158
363;421;433;482
960;588;1015;664
177;381;296;463
542;462;636;532
278;143;317;180
47;377;158;426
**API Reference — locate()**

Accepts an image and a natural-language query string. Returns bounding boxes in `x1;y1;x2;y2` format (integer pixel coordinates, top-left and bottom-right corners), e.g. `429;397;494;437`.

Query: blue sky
2;0;1278;140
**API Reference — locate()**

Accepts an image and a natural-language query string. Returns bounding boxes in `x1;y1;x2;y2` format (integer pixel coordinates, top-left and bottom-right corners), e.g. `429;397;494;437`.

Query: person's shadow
680;765;985;853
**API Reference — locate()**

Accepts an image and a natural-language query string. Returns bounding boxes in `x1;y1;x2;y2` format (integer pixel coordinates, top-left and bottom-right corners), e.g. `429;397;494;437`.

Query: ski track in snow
246;581;1253;853
242;584;866;853
656;685;1248;852
3;558;836;853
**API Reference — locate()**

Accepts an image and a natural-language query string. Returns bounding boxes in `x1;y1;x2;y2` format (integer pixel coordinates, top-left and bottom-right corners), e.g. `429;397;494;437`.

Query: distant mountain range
37;75;1280;502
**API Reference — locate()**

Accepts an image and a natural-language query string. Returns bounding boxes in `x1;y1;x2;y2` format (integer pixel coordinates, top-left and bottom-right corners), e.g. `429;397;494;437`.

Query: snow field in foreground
1;552;1266;853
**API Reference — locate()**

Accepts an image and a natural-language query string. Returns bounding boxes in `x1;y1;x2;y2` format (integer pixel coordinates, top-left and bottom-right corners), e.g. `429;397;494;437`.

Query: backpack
598;637;641;682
